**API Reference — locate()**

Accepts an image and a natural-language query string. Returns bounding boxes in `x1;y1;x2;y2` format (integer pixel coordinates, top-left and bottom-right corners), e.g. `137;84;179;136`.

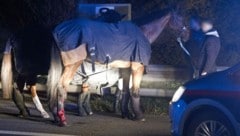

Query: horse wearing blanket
1;11;187;126
49;12;186;126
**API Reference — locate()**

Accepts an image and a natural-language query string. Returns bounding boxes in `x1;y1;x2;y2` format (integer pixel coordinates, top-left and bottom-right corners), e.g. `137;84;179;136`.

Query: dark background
0;0;240;66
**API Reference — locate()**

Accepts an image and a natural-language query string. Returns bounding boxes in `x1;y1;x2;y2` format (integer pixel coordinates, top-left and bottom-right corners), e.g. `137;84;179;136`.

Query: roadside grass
89;81;183;115
90;94;172;115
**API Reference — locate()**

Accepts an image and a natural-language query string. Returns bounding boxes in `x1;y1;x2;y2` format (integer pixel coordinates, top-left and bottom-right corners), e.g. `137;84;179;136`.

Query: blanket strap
89;47;96;72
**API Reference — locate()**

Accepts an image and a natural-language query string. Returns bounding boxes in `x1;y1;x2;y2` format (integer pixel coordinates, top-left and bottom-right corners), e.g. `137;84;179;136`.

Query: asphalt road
0;98;171;136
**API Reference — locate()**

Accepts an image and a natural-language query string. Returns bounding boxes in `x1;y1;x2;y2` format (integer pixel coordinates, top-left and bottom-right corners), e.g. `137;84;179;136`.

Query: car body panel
170;63;240;136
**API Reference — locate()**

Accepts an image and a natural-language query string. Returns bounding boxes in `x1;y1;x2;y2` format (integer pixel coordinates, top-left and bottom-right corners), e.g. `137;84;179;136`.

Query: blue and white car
170;63;240;136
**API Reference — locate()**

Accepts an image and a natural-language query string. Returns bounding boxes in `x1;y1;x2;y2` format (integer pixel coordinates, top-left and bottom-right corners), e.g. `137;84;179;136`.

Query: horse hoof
18;114;29;118
78;112;87;117
88;112;93;116
121;113;134;120
19;110;30;118
133;117;146;122
59;121;68;127
41;111;50;119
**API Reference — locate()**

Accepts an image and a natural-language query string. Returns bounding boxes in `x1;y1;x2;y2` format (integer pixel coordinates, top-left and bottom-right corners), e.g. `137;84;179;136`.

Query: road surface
0;98;171;136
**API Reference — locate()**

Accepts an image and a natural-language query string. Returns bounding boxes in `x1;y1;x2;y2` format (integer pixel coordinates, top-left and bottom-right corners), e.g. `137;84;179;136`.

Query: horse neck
140;14;171;44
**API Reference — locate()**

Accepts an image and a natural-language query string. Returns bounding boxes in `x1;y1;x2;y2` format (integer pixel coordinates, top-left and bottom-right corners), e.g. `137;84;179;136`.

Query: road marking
0;130;75;136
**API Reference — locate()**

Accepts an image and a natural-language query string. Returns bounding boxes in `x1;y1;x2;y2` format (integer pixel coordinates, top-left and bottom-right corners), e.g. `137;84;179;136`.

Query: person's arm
202;37;220;74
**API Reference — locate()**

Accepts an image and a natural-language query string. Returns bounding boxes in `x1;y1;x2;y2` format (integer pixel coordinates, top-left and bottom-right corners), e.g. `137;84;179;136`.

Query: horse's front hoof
121;113;134;120
59;121;68;127
78;111;87;117
132;117;146;122
41;111;50;119
88;112;93;116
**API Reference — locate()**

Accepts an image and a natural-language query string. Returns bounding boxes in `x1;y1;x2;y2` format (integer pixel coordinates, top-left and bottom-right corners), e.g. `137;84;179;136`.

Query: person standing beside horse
199;19;221;76
185;16;205;78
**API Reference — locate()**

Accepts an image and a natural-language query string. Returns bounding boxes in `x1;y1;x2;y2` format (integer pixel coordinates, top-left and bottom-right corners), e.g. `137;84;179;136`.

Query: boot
32;95;50;118
12;89;30;117
131;91;145;122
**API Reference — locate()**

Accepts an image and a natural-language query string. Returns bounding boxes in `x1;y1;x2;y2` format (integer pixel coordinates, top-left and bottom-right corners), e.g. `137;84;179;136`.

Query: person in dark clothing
199;19;221;76
185;16;205;78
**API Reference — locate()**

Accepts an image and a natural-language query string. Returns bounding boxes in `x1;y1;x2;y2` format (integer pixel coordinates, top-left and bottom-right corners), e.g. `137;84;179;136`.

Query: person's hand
201;72;207;76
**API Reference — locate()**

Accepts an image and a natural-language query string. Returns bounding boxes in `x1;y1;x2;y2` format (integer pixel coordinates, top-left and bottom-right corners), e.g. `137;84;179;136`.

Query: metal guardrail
0;65;229;98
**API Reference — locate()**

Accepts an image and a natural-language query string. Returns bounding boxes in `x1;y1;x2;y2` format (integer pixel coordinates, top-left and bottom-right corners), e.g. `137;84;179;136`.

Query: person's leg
13;75;29;117
130;62;145;121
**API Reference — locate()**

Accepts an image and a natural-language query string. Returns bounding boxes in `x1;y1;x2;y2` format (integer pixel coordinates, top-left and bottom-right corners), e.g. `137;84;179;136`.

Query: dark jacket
199;30;221;74
186;29;205;70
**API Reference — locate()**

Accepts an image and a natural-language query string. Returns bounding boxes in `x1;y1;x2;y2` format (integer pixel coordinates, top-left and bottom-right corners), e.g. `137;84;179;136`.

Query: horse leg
30;85;50;118
78;83;93;116
83;90;93;115
130;62;145;121
78;83;88;116
113;87;121;114
12;75;30;117
56;61;82;126
120;68;132;119
78;82;93;116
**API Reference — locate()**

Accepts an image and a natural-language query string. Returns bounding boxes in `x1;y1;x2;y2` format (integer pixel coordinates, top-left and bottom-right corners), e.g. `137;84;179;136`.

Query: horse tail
1;42;13;99
47;41;62;108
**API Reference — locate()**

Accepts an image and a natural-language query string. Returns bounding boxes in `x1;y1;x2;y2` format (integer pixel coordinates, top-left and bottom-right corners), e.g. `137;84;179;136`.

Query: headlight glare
172;86;186;102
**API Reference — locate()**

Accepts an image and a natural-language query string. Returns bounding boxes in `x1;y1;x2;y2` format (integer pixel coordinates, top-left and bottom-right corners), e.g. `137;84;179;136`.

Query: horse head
140;10;189;44
168;11;190;42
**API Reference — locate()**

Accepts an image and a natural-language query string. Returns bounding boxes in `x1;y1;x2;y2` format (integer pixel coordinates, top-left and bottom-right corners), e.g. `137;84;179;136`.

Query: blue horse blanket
53;19;151;65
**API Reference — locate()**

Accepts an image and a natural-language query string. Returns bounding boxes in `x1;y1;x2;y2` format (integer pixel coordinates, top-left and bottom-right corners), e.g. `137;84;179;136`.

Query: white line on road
0;130;76;136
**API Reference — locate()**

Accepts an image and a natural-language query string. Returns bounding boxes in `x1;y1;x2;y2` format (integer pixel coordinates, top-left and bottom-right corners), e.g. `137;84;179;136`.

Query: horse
48;11;187;126
1;11;188;126
1;26;51;118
